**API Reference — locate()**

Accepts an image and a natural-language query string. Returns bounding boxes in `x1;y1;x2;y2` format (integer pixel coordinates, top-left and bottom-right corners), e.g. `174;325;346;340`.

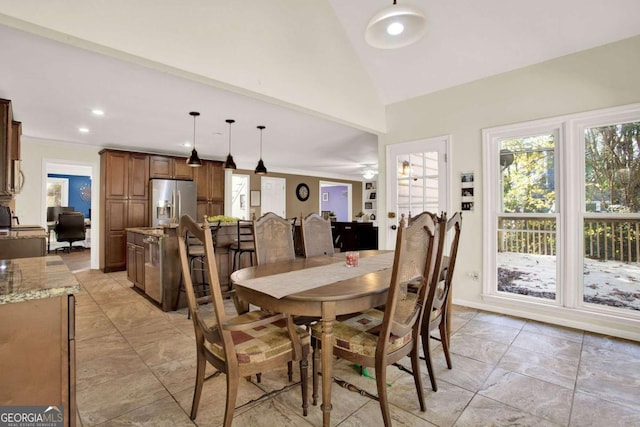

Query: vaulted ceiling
1;0;638;179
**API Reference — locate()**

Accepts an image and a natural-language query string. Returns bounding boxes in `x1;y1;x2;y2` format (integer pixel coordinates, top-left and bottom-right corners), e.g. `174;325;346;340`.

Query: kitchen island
0;226;46;259
0;255;80;426
126;222;237;311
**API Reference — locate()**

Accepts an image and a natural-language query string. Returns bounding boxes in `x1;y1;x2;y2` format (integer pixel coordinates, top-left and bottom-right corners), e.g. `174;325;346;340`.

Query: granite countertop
0;228;47;240
126;227;167;237
0;255;80;304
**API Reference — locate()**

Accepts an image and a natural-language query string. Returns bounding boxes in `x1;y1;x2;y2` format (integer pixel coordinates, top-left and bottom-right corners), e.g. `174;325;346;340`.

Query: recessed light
183;142;192;148
91;109;104;116
78;127;90;133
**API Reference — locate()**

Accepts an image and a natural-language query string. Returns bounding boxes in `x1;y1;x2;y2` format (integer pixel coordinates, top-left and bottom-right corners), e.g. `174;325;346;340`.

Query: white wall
0;1;385;133
380;36;640;339
16;137;101;269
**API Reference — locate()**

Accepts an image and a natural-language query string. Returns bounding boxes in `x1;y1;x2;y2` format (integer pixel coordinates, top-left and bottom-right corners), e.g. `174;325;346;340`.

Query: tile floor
66;254;640;426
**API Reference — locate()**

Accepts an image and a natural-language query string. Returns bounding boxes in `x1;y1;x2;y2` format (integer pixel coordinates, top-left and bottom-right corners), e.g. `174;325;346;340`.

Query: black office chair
47;206;75;223
55;212;86;253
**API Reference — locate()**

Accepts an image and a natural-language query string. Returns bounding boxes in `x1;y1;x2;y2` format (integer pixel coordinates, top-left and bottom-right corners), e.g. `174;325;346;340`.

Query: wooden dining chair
253;212;296;265
422;211;462;392
311;211;443;426
300;213;334;258
177;215;310;426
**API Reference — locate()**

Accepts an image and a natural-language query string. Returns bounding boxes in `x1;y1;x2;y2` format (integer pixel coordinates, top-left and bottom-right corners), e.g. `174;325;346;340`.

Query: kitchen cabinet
100;150;149;272
126;231;145;290
0;257;79;427
0;99;14;201
0;228;46;259
194;160;224;218
150;155;193;180
0;295;76;427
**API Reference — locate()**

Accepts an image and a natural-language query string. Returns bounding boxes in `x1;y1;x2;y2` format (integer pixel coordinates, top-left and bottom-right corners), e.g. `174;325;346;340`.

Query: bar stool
174;220;221;317
229;219;255;273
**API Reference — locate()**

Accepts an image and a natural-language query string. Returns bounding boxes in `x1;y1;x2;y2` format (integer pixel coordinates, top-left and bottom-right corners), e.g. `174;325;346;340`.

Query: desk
231;250;392;427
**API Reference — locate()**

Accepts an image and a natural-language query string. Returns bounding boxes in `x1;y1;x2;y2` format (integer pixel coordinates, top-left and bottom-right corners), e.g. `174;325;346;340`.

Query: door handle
390;224;397;230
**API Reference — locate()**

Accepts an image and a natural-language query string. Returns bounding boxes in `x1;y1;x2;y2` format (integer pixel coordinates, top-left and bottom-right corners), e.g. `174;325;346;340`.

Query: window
483;104;640;322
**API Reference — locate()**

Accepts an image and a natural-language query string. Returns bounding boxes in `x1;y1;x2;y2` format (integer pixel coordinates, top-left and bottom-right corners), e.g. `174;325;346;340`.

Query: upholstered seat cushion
311;309;412;358
207;311;310;364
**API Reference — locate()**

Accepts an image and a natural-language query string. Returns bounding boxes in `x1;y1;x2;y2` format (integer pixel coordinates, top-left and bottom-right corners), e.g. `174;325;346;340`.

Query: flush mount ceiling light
186;111;202;167
254;125;267;175
362;168;377;180
365;0;427;49
223;119;237;170
78;127;90;133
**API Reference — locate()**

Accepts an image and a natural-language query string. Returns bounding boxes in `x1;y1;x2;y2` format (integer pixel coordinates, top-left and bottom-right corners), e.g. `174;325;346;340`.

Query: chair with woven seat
177;215;310;426
229;219;255;273
422;211;462;392
310;211;443;426
300;213;334;258
253;212;296;266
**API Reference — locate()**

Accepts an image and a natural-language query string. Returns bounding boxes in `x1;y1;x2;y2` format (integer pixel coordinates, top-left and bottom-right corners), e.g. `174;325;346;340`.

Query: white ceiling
1;0;639;180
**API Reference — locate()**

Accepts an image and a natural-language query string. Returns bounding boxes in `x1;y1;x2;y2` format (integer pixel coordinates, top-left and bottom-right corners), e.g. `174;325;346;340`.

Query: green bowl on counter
207;215;239;224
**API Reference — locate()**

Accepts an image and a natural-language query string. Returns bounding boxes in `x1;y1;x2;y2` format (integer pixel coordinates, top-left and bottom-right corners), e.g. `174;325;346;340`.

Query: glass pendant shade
186;111;202;167
224;119;237;170
254;125;267;175
365;1;427;49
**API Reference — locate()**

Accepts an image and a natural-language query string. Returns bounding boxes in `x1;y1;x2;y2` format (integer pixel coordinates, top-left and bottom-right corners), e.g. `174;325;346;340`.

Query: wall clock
296;183;310;201
80;183;91;202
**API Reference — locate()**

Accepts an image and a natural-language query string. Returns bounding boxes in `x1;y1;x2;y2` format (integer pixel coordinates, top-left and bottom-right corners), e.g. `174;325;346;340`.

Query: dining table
230;250;394;427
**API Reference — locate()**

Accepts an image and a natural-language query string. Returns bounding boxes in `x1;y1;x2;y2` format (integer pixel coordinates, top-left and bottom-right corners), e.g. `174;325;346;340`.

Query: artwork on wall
322;192;329;202
461;172;474;211
250;190;261;207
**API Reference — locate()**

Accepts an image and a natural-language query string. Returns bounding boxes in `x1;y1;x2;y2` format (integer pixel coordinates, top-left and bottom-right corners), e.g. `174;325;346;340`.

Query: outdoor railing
584;217;640;263
498;216;556;256
498;215;640;262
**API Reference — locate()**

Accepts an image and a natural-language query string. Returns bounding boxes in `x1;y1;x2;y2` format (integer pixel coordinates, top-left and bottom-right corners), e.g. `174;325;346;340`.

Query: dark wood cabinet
194;160;224;218
150;155;193;180
0;99;13;200
126;232;145;290
101;150;222;272
0;295;76;427
331;222;378;252
100;150;149;272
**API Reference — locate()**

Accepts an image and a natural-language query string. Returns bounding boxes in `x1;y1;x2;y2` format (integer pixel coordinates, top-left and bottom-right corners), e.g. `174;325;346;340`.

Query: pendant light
365;0;427;49
223;119;237;170
186;111;202;167
254;125;267;175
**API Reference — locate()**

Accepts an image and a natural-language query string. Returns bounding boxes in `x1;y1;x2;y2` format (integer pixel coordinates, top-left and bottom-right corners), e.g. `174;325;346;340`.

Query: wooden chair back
381;211;441;349
178;216;229;359
301;213;334;258
253;212;296;265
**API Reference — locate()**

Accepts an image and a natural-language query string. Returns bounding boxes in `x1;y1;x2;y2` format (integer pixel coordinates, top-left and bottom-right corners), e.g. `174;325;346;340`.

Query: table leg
320;302;336;427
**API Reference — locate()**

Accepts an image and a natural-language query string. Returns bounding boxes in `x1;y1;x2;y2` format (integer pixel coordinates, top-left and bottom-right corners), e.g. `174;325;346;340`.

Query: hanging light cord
228;122;232;153
192;114;197;148
258;125;265;158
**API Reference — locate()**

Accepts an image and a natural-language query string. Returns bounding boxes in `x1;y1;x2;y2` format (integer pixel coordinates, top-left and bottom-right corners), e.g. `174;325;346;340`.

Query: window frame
483;103;640;324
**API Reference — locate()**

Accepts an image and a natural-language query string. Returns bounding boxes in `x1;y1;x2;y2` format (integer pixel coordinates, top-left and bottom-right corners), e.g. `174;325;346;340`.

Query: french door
386;136;450;248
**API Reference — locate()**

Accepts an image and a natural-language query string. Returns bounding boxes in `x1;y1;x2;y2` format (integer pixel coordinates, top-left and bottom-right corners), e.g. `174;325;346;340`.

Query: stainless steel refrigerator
150;179;197;226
